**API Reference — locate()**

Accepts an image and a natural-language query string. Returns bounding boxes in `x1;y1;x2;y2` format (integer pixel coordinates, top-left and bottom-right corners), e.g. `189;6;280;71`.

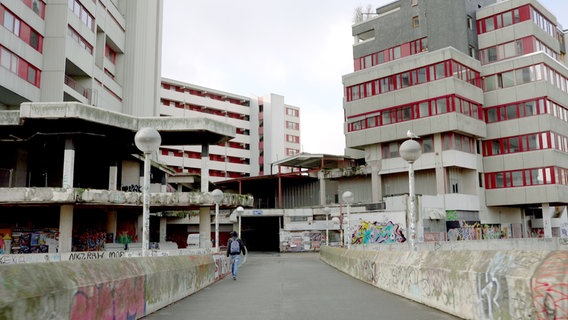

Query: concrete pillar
542;203;552;238
369;161;382;203
200;144;209;192
59;205;74;253
318;170;326;205
108;162;118;190
62;138;75;189
433;134;445;194
199;207;212;248
106;211;117;243
159;217;167;243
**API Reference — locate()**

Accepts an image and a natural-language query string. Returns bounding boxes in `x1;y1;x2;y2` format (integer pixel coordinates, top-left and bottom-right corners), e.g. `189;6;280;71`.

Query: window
412;16;420;28
467;16;473;29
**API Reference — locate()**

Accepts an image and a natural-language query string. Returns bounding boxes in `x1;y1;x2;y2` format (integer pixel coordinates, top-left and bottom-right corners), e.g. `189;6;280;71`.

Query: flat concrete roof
0;102;235;147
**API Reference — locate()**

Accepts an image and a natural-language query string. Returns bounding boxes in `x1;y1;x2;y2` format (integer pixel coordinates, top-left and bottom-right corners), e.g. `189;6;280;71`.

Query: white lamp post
211;189;224;252
236;206;244;238
399;134;422;251
342;191;354;248
134;127;161;257
324;207;331;246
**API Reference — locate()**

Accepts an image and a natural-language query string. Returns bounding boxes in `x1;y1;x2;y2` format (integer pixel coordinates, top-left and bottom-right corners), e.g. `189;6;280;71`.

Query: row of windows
483;63;568;94
21;0;45;19
477;4;562;41
347;94;483;132
1;6;43;52
286;107;299;117
354;37;428;71
0;45;40;86
68;0;94;32
346;60;481;102
286;121;299;130
162;83;250;107
286;148;300;156
485;98;545;123
286;134;300;143
485;167;568;189
67;26;93;54
161;99;250;121
381;132;476;159
483;132;568;156
479;36;557;65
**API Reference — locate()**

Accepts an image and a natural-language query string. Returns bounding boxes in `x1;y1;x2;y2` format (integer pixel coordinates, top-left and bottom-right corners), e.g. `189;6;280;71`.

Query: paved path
143;253;461;320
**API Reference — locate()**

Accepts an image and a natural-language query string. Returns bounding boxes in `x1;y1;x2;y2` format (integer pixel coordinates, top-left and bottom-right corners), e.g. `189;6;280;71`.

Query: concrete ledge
320;246;568;319
0;254;231;319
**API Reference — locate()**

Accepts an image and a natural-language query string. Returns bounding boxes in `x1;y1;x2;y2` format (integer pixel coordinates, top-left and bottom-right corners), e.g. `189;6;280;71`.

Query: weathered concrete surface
0;254;230;319
321;246;568;320
0;187;254;208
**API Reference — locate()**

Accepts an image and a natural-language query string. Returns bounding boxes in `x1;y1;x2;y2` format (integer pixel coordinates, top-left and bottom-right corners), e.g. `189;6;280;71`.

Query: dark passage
240;216;280;252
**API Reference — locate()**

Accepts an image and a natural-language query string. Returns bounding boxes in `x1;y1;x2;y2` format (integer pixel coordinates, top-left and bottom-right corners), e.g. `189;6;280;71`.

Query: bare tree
353;4;375;24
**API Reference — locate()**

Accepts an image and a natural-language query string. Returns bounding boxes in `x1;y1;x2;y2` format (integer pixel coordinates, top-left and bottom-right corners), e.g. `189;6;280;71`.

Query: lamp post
399;134;422;251
342;191;354;248
134;127;161;257
236;206;244;238
211;189;224;252
324;207;331;246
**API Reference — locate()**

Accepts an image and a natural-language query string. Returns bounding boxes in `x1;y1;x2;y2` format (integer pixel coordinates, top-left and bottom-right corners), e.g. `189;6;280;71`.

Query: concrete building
159;78;301;181
0;0;249;254
343;0;568;240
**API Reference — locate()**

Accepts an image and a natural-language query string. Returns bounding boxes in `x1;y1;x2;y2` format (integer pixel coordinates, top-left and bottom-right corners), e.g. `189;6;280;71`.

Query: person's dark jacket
226;237;246;256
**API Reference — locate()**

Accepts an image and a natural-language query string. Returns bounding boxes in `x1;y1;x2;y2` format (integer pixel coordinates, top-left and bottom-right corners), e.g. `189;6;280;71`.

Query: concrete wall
0;254;231;319
320;246;568;319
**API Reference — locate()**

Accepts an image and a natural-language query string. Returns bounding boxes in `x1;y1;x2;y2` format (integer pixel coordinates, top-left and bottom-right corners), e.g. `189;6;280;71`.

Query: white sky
162;0;568;156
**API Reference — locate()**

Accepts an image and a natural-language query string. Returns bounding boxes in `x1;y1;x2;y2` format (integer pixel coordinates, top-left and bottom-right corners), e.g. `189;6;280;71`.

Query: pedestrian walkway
143;252;461;320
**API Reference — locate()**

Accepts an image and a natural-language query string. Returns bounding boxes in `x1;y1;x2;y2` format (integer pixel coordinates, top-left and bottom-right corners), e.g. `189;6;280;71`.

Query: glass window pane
435;63;445;79
419;102;429;117
506;104;517;119
491;140;501;155
487;109;497;122
512;171;523;186
502;71;515;87
503;11;513;27
486;17;495;31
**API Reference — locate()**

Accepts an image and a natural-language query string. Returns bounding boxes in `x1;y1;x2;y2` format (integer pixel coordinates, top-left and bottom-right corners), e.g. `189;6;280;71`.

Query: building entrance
240;216;280;252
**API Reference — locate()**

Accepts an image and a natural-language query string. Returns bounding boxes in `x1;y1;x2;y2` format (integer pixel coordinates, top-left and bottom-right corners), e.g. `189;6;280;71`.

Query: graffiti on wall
447;222;507;241
70;276;145;319
352;220;406;245
532;251;568;320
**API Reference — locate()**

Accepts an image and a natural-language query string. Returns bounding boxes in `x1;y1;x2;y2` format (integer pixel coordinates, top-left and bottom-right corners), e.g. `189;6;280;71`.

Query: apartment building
343;0;568;239
160;78;301;182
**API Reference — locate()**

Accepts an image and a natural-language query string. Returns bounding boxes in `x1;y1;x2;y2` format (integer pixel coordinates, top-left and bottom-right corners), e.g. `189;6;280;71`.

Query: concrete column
62;138;75;189
199;207;212;248
318;170;326;205
159;217;167;243
369;161;382;203
433;134;445;194
200;144;210;192
108;162;118;190
106;211;117;243
59;205;74;253
542;203;552;238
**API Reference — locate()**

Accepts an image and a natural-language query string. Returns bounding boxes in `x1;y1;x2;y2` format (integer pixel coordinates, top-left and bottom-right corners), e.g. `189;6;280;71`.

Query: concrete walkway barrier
0;254;231;319
320;246;568;320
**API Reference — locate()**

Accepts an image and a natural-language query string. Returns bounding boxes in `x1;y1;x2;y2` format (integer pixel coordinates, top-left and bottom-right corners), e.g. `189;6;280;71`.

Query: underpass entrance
240;216;280;252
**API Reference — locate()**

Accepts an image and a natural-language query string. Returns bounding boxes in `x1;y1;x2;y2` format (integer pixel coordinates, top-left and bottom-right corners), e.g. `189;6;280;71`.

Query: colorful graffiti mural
532;251;568;320
447;222;507;241
352;220;406;245
70;276;145;320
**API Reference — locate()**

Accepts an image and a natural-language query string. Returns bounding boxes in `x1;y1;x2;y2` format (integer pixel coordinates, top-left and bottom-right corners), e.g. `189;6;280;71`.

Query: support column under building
106;211;117;243
108;162;118;190
59;205;74;253
199;207;212;249
159;217;167;243
542;203;552;238
318;170;326;205
62;137;75;189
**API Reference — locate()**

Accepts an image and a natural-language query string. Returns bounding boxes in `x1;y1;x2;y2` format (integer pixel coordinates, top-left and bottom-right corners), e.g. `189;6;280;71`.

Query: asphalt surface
143;252;462;320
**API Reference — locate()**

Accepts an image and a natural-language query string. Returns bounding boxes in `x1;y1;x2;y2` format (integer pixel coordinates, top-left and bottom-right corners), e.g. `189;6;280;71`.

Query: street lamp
342;191;354;248
323;207;331;246
399;133;422;251
134;127;161;257
211;189;224;252
236;206;244;238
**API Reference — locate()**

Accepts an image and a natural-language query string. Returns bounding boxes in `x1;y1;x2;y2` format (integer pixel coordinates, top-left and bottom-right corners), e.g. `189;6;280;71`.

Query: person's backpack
230;238;241;254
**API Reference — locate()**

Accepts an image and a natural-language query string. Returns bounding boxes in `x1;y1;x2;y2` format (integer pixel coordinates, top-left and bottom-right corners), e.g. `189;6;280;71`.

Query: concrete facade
342;0;568;239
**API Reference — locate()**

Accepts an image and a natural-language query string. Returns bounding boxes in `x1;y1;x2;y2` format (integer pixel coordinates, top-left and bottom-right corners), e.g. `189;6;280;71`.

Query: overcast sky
162;0;568;156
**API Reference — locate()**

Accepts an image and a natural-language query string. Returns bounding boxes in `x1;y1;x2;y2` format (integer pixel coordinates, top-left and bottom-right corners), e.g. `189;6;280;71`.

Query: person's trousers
230;254;241;278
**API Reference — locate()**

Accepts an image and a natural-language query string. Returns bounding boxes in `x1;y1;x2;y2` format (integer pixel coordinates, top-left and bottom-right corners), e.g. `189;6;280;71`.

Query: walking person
226;231;246;280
